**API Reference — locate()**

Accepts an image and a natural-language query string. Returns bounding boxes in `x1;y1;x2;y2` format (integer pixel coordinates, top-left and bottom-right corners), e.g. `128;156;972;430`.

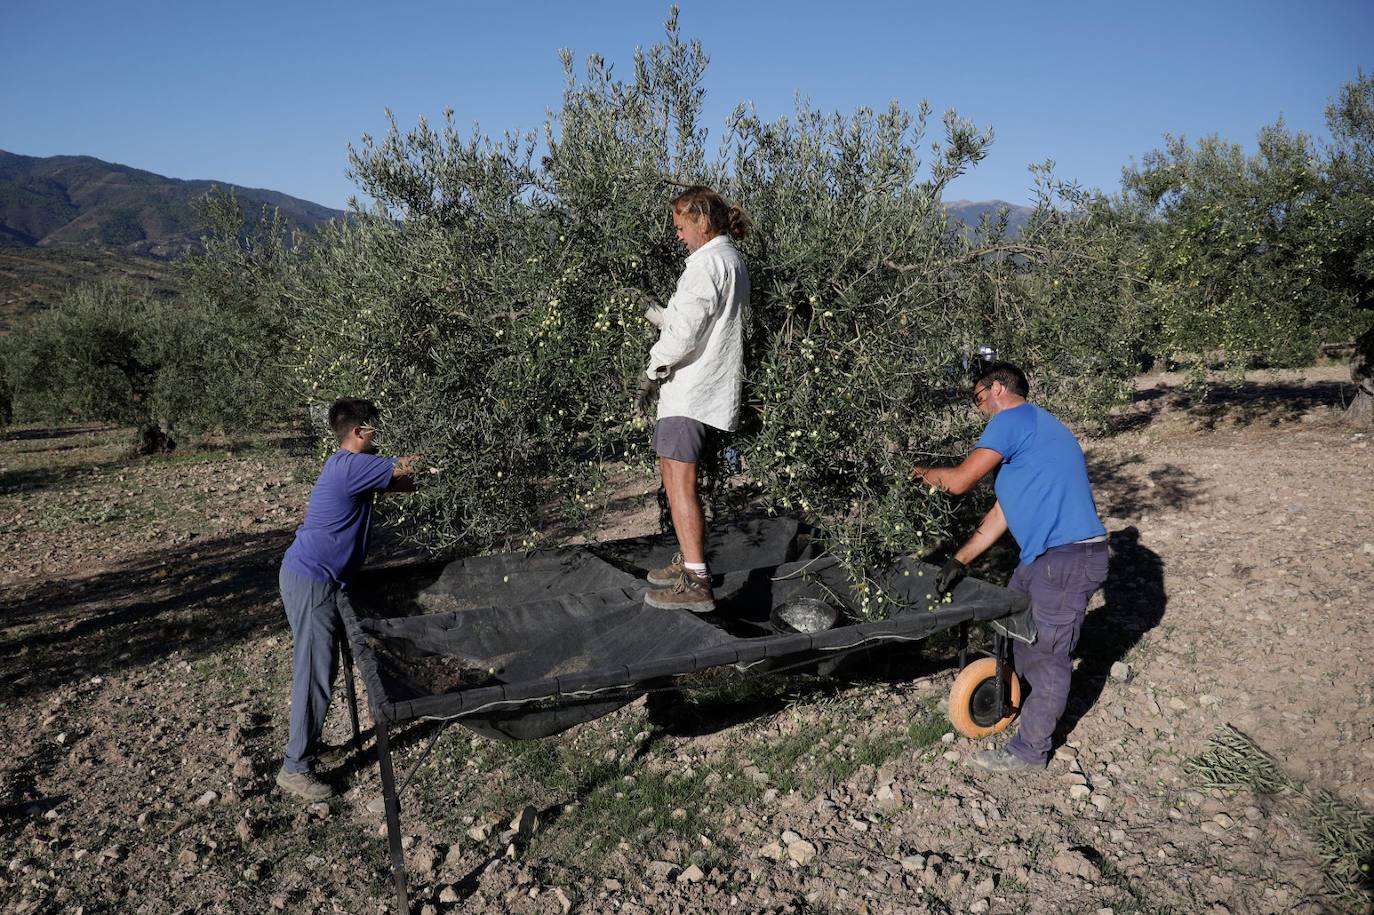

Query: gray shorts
653;416;709;463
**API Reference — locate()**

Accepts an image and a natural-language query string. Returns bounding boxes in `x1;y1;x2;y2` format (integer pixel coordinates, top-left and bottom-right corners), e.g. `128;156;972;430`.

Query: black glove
935;557;968;595
634;376;661;417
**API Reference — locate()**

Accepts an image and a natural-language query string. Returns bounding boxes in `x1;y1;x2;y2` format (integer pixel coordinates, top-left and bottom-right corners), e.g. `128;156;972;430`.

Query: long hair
671;185;750;240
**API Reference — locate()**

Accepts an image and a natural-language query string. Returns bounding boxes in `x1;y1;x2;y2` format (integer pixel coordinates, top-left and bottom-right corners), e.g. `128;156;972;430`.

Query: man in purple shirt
276;399;416;800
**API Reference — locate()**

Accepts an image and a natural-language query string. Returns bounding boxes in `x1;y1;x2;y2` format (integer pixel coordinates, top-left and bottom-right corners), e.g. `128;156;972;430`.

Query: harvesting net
339;518;1033;740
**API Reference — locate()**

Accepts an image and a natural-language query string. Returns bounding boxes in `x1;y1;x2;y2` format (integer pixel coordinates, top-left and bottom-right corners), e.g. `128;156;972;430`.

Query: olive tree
720;106;1141;608
1123;119;1366;376
287;12;734;552
2;189;298;451
164;188;301;432
0;355;12;427
3;281;180;449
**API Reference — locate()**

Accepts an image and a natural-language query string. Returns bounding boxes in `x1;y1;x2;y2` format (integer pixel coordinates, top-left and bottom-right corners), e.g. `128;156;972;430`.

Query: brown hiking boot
275;766;336;801
644;569;715;613
647;552;685;587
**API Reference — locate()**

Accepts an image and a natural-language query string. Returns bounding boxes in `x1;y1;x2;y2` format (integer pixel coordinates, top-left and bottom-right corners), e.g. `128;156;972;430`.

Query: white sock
684;561;708;577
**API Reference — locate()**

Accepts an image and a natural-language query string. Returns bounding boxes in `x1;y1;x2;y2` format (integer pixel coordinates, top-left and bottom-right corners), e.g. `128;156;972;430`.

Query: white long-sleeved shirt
646;234;750;431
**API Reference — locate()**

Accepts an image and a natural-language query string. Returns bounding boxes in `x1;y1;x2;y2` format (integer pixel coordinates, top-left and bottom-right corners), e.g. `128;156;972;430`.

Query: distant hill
0;246;179;331
945;199;1034;238
0;150;345;328
0;150;343;259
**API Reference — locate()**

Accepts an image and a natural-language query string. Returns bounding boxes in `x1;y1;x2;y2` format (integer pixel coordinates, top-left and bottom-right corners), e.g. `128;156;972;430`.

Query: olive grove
1122;71;1374;422
1321;71;1374;424
0;192;296;451
5;15;1366;605
285;12;1142;611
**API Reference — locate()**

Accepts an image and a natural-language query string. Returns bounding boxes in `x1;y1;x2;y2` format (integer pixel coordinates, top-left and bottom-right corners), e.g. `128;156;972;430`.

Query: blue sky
2;1;1370;209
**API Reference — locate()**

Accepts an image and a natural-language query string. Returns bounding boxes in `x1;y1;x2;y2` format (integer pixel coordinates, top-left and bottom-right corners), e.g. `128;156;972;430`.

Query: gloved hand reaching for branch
935;557;968;595
634;376;661;417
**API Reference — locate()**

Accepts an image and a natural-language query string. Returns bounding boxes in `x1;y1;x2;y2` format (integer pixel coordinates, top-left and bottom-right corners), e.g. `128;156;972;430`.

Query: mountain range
0;150;344;259
945;199;1034;238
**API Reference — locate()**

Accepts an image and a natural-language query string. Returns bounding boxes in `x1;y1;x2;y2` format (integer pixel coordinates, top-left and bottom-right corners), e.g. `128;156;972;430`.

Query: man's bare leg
660;456;705;564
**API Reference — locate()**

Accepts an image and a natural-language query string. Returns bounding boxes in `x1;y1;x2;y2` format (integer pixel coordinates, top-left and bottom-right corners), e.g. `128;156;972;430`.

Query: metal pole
376;723;409;915
957;620;970;670
339;640;362;753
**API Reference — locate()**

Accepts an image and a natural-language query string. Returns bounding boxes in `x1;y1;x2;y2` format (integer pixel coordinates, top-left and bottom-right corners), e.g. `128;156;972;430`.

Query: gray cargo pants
1005;541;1109;766
279;566;341;774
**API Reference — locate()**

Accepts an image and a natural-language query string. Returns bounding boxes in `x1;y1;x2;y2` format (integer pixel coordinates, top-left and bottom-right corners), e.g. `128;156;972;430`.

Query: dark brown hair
973;362;1029;398
328;398;379;439
671;185;751;240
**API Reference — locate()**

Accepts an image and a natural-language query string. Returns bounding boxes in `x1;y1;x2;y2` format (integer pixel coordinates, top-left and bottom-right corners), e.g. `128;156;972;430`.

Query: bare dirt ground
2;366;1371;915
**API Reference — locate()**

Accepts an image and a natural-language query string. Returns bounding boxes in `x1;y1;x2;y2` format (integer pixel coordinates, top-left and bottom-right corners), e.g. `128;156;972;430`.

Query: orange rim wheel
948;657;1022;738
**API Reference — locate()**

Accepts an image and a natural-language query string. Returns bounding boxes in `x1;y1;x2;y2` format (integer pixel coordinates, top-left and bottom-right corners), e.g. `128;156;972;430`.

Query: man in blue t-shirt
276;398;417;800
912;362;1108;772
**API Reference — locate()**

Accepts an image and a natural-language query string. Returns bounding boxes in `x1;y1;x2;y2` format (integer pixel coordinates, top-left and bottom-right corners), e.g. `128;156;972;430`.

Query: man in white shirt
640;186;751;613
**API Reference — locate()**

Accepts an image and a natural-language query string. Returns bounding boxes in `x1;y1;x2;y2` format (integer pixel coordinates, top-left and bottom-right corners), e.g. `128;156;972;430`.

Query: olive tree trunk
1347;323;1374;426
136;423;176;455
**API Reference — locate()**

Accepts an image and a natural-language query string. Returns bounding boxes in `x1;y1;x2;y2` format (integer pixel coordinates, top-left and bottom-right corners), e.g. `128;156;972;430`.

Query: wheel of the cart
948;657;1022;738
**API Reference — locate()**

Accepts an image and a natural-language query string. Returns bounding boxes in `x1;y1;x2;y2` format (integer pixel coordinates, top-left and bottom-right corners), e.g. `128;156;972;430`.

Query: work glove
935;557;968;595
642;293;666;329
634;376;661;418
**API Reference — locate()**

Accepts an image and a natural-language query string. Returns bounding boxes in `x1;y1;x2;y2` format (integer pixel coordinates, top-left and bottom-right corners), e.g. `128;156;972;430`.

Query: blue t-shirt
282;449;397;586
975;402;1106;565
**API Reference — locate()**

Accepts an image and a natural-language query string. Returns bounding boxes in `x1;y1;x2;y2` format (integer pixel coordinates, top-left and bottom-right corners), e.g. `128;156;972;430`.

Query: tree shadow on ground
1088;453;1206;519
0;456;128;496
0;529;293;702
1102;379;1355;435
1183;380;1355;429
0;425;119;444
1059;527;1166;738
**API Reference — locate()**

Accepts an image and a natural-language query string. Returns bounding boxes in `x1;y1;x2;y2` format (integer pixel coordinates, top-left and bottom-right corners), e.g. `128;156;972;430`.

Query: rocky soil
2;367;1371;915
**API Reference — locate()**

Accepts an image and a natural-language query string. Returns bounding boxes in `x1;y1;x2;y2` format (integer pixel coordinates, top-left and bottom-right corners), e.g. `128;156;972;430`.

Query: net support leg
376;723;409;915
339;640;362;753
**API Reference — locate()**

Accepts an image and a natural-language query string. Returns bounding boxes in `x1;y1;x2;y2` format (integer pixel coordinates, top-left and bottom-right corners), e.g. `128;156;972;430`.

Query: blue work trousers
279;566;341;774
1005;541;1109;766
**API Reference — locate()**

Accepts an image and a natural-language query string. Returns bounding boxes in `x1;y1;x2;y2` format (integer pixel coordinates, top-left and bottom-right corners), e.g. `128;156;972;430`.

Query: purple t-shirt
282;449;397;585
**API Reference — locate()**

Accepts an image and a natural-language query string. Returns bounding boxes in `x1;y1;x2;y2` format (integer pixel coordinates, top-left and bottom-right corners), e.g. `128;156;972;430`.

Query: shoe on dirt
275;766;336;800
644;570;715;613
647;552;685;587
966;748;1042;772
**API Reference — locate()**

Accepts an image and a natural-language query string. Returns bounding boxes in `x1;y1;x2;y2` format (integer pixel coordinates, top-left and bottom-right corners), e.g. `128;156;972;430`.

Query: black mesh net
339;518;1031;740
